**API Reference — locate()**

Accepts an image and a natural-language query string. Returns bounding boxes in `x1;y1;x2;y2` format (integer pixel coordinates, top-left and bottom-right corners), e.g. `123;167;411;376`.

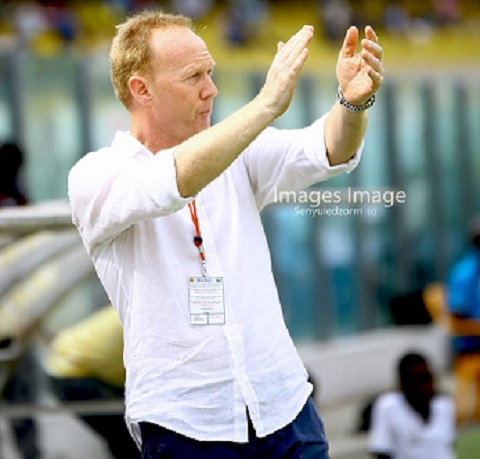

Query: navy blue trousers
140;397;330;458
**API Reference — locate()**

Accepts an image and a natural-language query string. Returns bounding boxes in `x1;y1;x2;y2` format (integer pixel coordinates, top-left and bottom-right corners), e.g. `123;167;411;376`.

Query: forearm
174;96;276;198
324;101;367;166
173;25;314;198
450;314;480;336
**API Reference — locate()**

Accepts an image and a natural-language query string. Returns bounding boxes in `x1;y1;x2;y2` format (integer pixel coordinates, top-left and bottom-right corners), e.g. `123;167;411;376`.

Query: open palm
336;26;384;105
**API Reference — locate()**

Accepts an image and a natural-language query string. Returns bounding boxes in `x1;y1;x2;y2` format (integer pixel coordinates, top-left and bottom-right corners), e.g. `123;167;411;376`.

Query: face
404;363;434;397
146;27;218;146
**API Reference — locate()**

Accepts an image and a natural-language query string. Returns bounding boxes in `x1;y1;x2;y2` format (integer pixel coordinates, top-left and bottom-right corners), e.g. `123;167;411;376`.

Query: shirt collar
111;131;152;158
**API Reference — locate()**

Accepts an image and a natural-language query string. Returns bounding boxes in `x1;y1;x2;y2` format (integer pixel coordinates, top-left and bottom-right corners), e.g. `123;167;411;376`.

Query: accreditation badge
188;277;225;325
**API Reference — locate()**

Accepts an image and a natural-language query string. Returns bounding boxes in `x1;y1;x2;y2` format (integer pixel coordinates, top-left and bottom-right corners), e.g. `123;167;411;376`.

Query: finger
361;50;384;75
281;26;314;68
269;24;313;84
340;26;358;58
367;67;384;88
279;26;309;49
290;47;310;77
365;25;378;43
284;26;314;49
281;26;313;57
361;39;383;60
272;29;304;65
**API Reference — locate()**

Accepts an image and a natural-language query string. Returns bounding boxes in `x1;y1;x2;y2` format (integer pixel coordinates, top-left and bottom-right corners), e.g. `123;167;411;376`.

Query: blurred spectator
432;0;461;25
45;305;140;459
0;0;473;52
170;0;213;19
0;141;28;207
225;0;269;46
225;5;248;46
102;0;136;15
383;0;410;33
369;352;456;459
43;3;77;43
447;216;480;425
9;0;48;46
317;0;352;43
0;140;36;457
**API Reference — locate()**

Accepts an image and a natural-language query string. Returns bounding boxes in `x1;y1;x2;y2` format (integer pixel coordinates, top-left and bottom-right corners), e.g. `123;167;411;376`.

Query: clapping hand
336;26;385;106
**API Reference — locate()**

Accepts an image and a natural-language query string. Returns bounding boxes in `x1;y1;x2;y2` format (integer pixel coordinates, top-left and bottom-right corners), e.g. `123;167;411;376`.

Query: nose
201;75;218;100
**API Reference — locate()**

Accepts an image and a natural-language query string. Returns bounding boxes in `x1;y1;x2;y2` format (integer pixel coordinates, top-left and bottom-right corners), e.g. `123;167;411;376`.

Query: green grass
457;425;480;459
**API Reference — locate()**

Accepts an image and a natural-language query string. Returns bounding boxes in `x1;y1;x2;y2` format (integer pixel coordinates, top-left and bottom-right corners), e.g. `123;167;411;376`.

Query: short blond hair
110;10;193;109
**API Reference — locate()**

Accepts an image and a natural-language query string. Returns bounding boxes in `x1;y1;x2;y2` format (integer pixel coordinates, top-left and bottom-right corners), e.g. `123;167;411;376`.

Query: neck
403;391;434;423
129;111;179;154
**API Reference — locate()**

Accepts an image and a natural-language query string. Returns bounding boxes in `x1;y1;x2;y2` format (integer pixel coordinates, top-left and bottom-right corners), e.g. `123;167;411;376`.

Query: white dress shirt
369;392;456;459
68;115;361;446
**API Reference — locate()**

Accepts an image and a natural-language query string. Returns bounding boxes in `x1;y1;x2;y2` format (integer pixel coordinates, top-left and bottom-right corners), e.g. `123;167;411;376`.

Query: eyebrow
183;58;216;73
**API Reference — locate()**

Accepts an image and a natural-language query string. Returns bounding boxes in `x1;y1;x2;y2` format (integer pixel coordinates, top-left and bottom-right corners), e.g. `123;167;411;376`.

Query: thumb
340;26;358;58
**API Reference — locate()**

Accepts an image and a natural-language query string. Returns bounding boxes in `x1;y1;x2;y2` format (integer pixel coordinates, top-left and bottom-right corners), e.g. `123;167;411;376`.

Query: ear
128;75;152;106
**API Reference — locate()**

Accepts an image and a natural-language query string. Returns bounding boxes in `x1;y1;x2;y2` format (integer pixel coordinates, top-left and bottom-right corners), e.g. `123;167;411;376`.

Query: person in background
170;0;213;19
0;141;28;207
1;350;40;459
0;140;35;458
45;305;140;459
317;0;353;43
68;9;384;458
224;0;269;46
369;352;455;459
447;216;480;425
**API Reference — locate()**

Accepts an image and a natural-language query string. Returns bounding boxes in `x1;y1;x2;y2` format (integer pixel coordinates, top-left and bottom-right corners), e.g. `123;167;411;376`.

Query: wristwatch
337;87;375;112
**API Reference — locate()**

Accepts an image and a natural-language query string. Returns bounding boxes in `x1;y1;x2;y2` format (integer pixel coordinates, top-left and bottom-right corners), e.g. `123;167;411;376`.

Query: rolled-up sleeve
68;145;192;250
241;114;363;210
142;146;192;210
303;117;362;175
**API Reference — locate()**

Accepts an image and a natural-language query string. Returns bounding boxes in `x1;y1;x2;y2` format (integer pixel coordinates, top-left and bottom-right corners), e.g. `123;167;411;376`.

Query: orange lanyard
188;200;207;276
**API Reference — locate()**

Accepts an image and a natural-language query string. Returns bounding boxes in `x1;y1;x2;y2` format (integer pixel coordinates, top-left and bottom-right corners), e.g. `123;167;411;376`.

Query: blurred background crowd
0;0;478;54
0;1;480;458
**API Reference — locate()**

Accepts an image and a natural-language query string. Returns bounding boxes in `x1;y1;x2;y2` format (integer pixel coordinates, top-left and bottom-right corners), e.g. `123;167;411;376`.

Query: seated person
45;305;140;459
369;352;455;459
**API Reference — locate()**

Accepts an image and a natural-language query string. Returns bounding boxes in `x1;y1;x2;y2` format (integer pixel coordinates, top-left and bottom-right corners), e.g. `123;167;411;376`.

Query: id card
188;277;225;325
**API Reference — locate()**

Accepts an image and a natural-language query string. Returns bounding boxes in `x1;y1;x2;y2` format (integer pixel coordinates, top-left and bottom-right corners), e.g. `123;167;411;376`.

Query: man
447;217;480;424
68;9;384;458
369;352;455;459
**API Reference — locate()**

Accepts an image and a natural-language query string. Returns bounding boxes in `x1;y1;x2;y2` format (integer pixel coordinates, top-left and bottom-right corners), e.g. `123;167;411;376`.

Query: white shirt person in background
68;10;384;459
369;352;456;459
